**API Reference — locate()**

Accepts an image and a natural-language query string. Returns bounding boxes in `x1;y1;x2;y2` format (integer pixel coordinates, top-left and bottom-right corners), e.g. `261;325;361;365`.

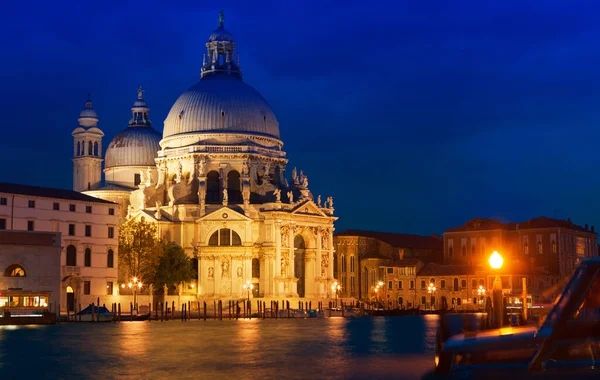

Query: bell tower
72;94;104;192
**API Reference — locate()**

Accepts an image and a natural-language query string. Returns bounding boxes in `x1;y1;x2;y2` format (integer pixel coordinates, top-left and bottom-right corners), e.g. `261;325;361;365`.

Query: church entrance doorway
294;236;306;297
66;286;74;312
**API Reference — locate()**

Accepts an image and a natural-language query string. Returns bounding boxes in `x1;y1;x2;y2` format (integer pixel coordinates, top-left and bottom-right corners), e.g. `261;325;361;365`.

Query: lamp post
427;282;437;311
123;277;143;311
489;251;504;328
477;285;486;311
378;281;384;309
242;280;254;302
331;281;341;308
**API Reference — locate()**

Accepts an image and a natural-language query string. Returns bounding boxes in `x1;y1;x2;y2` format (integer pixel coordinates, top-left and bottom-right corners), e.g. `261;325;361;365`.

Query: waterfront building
333;230;443;300
0;230;61;313
0;182;119;312
443;217;598;278
79;12;337;300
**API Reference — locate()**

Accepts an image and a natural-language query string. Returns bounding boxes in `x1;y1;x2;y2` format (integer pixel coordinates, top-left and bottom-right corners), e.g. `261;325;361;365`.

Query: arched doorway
294;236;306;297
66;286;74;312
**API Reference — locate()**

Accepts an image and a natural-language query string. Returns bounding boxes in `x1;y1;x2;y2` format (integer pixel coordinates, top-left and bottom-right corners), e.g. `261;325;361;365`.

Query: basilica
72;12;337;300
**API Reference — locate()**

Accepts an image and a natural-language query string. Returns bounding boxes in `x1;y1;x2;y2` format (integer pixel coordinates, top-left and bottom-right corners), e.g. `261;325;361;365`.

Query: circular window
222;213;229;219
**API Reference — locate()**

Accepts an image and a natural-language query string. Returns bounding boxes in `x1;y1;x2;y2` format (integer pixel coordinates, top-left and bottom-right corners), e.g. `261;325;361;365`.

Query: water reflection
119;321;150;358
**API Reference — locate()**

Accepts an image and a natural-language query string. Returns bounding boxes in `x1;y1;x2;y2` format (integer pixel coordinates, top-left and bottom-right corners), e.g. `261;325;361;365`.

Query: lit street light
428;282;437;311
242;280;254;302
489;251;504;328
123;277;143;312
331;281;341;307
477;285;486;310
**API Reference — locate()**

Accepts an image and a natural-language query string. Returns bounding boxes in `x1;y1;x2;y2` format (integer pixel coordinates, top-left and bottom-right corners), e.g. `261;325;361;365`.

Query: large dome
105;127;161;169
162;75;280;139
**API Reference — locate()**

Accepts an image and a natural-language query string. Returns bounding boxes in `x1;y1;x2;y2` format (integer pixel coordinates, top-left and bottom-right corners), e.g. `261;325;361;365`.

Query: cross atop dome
137;85;145;100
201;11;241;79
130;86;151;128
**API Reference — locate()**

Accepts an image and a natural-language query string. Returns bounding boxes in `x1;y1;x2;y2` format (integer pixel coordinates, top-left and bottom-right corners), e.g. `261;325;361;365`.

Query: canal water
0;315;462;379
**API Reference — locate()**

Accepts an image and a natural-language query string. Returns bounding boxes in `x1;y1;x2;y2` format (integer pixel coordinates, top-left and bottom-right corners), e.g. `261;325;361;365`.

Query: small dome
163;75;279;140
80;107;98;119
105;127;161;169
132;99;148;108
209;25;233;42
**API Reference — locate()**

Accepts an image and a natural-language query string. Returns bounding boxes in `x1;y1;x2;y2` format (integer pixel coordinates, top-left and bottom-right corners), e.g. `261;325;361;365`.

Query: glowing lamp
489;251;503;269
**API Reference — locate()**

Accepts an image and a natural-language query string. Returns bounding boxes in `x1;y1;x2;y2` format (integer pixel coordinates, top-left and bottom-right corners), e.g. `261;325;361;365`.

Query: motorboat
75;305;115;322
424;257;600;379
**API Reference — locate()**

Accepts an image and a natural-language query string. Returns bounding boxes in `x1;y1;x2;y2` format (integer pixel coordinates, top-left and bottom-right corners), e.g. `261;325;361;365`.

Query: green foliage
118;217;161;283
152;243;194;291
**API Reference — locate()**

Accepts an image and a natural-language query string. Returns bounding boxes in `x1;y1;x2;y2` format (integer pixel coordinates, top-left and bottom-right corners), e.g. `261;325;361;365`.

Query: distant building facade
0;182;119;312
333;230;443;300
444;217;598;279
0;230;61;313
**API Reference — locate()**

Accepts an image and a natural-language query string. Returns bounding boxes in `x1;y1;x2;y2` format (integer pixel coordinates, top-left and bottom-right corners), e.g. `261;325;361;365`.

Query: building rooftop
0;182;115;204
418;263;476;277
335;229;443;250
446;216;594;234
385;259;423;267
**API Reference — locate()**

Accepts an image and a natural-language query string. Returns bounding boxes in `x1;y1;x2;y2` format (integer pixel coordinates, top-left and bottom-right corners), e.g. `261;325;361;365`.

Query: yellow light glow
378;281;383;287
489;251;503;269
190;284;195;288
121;284;125;288
133;277;138;283
138;282;142;289
128;283;133;288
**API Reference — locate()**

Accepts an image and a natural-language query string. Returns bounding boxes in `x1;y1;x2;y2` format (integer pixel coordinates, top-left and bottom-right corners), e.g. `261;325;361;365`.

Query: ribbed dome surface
163;75;279;139
105;127;162;168
79;108;98;119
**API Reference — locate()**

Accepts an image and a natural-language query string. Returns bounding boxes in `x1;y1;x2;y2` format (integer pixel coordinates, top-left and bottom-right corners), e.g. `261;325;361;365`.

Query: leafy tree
152;243;194;291
118;217;162;283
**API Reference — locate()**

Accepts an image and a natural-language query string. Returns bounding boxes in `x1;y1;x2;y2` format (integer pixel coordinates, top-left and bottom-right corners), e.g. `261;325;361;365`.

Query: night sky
1;1;600;236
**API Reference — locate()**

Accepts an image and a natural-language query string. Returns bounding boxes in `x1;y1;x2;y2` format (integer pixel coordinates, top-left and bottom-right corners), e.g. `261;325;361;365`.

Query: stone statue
221;261;229;278
317;195;322;207
208;267;214;280
176;162;183;183
242;162;249;177
281;256;288;276
298;170;308;189
287;191;293;203
327;196;333;209
274;188;281;202
163;284;168;296
146;167;153;185
242;180;250;205
154;201;161;219
139;169;146;187
222;188;228;205
291;167;298;184
237;267;243;278
198;159;206;176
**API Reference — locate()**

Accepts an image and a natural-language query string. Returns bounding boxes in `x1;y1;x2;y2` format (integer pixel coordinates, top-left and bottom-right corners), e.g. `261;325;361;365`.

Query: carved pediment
197;206;252;222
290;200;328;217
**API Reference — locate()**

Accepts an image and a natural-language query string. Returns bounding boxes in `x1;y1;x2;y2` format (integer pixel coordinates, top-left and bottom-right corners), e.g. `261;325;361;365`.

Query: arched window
94;142;99;156
208;229;242;246
66;245;77;266
4;264;26;277
107;249;114;268
552;240;557;254
252;258;260;278
448;246;453;258
206;171;220;203
341;255;346;272
537;241;543;255
453;278;459;292
84;248;91;267
77;141;81;156
88;141;93;155
430;278;435;284
227;171;242;203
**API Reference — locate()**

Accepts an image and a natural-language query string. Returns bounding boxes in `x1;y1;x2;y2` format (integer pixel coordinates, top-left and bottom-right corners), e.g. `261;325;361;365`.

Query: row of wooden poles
65;299;359;322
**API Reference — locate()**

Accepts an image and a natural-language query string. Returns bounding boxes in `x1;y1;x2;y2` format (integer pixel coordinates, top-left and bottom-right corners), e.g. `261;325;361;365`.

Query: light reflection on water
0;316;445;379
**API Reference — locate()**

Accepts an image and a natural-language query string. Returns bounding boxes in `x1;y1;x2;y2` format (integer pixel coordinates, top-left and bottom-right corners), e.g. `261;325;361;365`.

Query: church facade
77;12;337;300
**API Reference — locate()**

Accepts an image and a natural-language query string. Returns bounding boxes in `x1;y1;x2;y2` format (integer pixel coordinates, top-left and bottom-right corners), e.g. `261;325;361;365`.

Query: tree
118;217;162;284
152;243;194;292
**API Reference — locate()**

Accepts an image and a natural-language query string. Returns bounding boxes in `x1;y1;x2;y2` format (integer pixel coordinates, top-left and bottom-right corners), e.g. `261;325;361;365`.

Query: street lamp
242;280;254;302
331;281;341;307
477;285;486;310
126;277;143;311
489;251;504;328
427;282;437;311
378;280;385;309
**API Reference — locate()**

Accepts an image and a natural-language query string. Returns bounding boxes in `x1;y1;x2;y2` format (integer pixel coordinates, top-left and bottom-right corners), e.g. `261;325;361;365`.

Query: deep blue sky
1;1;600;236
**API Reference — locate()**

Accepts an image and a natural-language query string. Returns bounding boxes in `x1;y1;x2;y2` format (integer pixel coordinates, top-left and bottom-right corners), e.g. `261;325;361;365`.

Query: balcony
62;266;81;277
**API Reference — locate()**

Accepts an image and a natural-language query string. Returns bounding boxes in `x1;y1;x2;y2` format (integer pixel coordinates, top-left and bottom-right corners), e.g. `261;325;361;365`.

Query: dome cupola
78;93;99;127
105;87;161;169
201;11;241;80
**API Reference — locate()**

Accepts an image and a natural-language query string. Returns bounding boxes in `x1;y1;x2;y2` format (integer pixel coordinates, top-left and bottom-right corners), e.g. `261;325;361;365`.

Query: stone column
316;228;323;296
274;223;282;297
328;228;335;279
304;249;316;298
289;226;296;296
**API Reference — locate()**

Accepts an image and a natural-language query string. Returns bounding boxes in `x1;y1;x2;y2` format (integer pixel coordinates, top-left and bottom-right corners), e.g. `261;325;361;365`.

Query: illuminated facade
0;183;119;312
79;12;337;300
